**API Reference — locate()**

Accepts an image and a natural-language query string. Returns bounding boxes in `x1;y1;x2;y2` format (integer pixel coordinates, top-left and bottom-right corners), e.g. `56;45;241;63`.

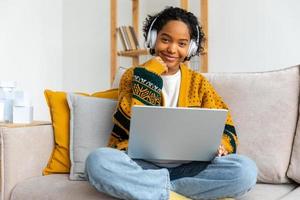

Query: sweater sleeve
107;59;165;150
200;77;238;154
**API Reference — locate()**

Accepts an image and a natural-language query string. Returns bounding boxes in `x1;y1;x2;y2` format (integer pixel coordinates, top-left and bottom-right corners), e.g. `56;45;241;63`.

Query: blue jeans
85;147;257;200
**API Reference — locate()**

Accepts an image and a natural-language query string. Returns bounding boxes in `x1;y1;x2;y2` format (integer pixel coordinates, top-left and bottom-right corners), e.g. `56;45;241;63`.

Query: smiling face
154;20;191;75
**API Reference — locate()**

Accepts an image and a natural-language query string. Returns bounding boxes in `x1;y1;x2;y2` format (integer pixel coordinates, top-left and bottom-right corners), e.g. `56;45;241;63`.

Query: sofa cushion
67;94;117;180
280;187;300;200
43;90;76;175
43;89;118;175
204;65;299;183
10;175;117;200
111;66;128;88
10;175;297;200
287;107;300;183
237;183;297;200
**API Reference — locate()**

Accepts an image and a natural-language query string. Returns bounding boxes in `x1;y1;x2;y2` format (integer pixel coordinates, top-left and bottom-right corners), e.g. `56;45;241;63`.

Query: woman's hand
153;56;168;74
144;56;168;75
216;144;228;157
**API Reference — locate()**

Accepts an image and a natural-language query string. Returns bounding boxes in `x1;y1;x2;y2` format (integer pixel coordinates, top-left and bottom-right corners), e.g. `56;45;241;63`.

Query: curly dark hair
143;6;205;60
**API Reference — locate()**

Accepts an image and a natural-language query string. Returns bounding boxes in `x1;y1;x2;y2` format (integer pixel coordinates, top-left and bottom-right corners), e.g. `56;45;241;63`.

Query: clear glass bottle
0;81;16;123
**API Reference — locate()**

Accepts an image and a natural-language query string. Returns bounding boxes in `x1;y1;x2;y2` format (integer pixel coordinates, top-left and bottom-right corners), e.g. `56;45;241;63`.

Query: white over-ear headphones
145;16;200;58
145;17;158;50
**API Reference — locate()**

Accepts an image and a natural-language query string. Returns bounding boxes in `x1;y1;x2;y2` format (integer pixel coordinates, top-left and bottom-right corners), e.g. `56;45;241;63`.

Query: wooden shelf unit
110;0;146;84
110;0;208;84
117;49;149;57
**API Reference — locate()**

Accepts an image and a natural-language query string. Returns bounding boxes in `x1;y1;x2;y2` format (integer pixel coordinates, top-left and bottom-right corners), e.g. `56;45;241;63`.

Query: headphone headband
195;25;200;46
145;16;159;49
149;16;159;35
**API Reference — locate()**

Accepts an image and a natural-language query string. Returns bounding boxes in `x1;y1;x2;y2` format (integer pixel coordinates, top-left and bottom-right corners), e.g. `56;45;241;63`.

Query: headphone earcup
147;29;157;49
187;40;197;58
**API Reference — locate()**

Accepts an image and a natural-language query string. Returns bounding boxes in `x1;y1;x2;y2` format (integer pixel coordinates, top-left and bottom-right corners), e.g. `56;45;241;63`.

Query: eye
161;37;169;43
178;42;188;47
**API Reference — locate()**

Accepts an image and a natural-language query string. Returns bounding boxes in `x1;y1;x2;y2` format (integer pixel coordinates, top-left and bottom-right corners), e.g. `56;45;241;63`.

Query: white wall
209;0;300;72
62;0;110;93
0;0;63;120
1;1;300;120
118;0;181;68
136;0;300;72
0;0;111;121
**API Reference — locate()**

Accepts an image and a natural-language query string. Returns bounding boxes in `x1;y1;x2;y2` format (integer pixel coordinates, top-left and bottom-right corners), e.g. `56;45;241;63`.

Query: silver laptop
128;105;228;161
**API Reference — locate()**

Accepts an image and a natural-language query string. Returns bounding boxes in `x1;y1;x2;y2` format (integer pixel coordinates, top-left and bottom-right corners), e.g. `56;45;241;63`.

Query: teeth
166;56;175;60
164;55;174;59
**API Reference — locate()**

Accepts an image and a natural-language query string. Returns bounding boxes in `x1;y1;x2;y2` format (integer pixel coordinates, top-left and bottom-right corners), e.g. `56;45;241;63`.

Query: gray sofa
1;65;300;200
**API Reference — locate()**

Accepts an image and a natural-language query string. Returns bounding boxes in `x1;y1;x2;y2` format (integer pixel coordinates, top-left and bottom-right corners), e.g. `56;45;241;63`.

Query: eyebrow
160;33;189;42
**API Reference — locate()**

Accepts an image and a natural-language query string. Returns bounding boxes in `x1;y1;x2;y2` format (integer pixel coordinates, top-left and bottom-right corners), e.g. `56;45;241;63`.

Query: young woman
86;7;257;200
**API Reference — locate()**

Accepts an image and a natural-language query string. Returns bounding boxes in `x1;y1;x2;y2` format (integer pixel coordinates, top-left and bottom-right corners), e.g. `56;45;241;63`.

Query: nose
167;43;176;54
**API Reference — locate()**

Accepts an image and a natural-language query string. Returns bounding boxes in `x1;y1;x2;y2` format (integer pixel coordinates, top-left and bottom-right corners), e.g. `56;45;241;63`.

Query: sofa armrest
0;124;53;200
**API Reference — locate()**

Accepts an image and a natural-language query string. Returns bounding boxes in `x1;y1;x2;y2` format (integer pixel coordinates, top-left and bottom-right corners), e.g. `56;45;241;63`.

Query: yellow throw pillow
43;89;118;175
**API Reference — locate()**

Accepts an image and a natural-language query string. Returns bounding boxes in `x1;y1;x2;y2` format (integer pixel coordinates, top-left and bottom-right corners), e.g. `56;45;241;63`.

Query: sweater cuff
133;67;163;105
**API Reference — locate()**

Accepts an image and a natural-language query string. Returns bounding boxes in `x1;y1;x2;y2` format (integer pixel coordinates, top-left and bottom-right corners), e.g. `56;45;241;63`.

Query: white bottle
0;101;4;122
0;81;16;123
13;91;33;123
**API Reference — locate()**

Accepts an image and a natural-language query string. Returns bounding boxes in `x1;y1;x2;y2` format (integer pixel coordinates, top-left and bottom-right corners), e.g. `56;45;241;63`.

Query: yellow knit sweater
108;58;238;154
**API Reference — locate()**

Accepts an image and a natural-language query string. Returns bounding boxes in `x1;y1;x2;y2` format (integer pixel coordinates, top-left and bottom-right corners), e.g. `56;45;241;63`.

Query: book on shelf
126;26;136;50
121;26;132;50
117;27;128;51
119;26;130;50
117;25;140;51
129;26;140;49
